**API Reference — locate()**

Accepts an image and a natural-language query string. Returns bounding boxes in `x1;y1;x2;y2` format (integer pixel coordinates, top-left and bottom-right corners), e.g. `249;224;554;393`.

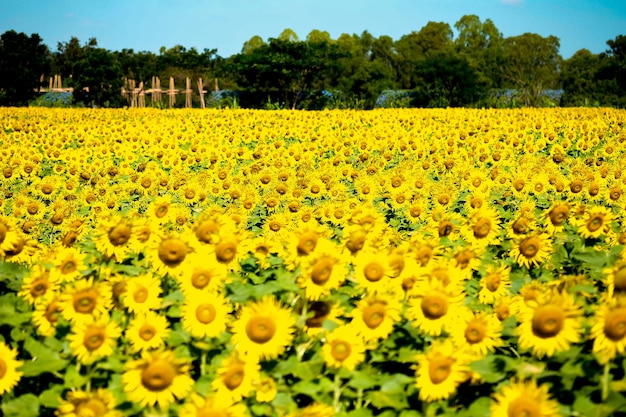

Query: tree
560;49;603;106
71;47;124;107
0;30;50;106
502;33;562;106
597;35;626;107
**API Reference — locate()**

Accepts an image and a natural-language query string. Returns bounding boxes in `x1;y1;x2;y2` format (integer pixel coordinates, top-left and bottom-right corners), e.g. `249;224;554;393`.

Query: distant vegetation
0;15;624;109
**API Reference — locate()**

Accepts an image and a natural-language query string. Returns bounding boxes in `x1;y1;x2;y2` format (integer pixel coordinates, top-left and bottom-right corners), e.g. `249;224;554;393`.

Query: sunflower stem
601;361;611;402
333;371;343;413
356;387;363;409
200;350;208;376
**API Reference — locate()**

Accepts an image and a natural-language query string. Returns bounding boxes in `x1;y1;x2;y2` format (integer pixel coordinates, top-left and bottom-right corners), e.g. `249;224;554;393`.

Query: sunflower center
223;363;245;391
73;289;97;314
614;266;626;293
604;308;626;341
428;356;454;384
196;303;217;324
570;180;583;193
364;262;384;282
531;304;565;338
77;398;107;417
438;221;454;237
108;224;132;246
610;187;622;201
42;183;54;194
61;259;77;274
215;240;237;263
549;205;569;226
158;238;188;266
311;258;334;285
27;202;39;214
305;301;331;328
513;179;525;192
155;204;169;218
495;303;510;321
297;231;318;255
141;359;176;392
0;358;7;379
133;286;148;303
519;237;540;258
330;340;352;362
473;217;492;239
83;326;106;351
30;278;49;297
464;320;487;344
362;302;386;329
139;323;156;341
195;220;219;244
586;214;604;232
507;397;541;417
184;188;196;199
512;217;530;235
485;273;501;292
0;222;7;243
245;316;276;344
421;292;449;320
415;247;433;266
346;230;367;253
45;300;61;324
191;270;212;289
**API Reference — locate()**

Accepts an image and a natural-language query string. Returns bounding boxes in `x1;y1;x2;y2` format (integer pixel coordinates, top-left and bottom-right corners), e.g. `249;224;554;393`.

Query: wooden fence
41;75;219;108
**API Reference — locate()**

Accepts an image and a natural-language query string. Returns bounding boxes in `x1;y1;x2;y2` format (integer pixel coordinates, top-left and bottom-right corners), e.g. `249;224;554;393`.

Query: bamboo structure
168;77;177;108
185;77;192;108
197;78;206;109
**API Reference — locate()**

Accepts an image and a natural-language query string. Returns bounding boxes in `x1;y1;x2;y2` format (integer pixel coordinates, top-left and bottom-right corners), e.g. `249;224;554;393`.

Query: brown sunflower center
195;220;219;244
215;240;237;263
42;183;54;194
297;231;318;255
305;301;331;328
30;277;49;297
485;274;501;292
438;221;454;237
141;359;176;392
184;188;196;200
549;205;569;226
512;217;530;235
428;356;454;384
610;187;622;201
363;262;384;282
108;224;132;246
614;266;626;293
604;308;626;341
473;217;492;239
154;204;169;219
586;214;605;233
415;247;433;266
61;259;77;275
196;303;217;324
346;230;367;253
421;292;449;320
245;316;276;344
73;289;98;314
495;303;510;321
0;358;7;379
27;202;39;215
464;320;487;344
513;179;525;192
133;285;148;303
507;397;541;417
158;238;188;266
77;398;107;417
531;304;565;338
223;363;245;391
362;302;387;329
191;270;212;289
330;340;352;362
45;300;61;324
0;222;7;243
519;236;540;258
83;326;106;351
570;180;583;193
139;323;156;341
311;258;334;285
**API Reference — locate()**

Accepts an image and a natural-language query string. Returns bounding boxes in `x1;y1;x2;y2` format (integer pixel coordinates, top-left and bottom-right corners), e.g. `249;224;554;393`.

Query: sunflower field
1;107;626;417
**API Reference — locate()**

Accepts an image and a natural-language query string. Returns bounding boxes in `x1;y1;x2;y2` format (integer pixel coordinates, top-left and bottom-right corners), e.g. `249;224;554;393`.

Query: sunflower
413;339;470;402
406;235;443;268
208;232;246;273
406;278;471;337
212;353;260;404
0;341;23;395
0;215;21;255
175;253;229;296
18;264;58;305
179;393;247;417
32;294;63;337
122;274;163;314
181;290;231;339
244;235;282;269
450;311;503;359
542;201;570;235
60;278;113;324
298;238;350;300
591;297;626;364
350;293;402;342
322;326;367;371
126;311;170;352
50;247;88;283
509;233;552;269
68;315;122;364
605;262;626;299
285;403;335;417
94;215;138;261
123;349;194;409
463;206;502;248
352;249;395;293
478;265;512;304
254;375;278;403
573;205;613;239
56;388;122;417
490;378;561;417
230;296;296;360
516;292;583;358
300;300;345;336
147;233;194;278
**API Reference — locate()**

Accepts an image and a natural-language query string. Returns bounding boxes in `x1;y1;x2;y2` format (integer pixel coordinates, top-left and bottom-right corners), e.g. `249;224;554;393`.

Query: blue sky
1;0;624;59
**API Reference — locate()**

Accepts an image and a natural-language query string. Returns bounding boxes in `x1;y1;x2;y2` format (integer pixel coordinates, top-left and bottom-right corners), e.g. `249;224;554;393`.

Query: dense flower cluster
1;107;626;416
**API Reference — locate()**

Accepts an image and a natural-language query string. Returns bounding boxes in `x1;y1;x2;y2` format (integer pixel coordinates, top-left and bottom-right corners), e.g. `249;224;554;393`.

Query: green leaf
292;380;321;397
1;393;40;417
346;409;374;417
380;373;414;394
39;385;64;408
368;390;409;409
346;370;379;390
20;336;69;377
470;355;507;384
64;364;88;389
571;249;608;269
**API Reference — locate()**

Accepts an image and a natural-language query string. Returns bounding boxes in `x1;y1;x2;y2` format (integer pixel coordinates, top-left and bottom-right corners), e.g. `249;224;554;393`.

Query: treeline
0;15;625;109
